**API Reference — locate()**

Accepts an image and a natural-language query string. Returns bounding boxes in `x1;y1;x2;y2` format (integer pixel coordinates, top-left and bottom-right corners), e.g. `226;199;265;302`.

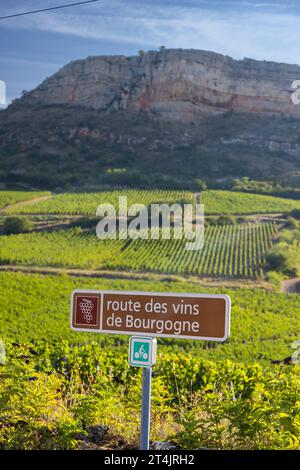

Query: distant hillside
1;48;300;190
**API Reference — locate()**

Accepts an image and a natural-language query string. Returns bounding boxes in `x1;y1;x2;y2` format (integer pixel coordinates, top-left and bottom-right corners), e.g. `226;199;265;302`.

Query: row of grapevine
0;222;277;278
109;222;277;278
0;228;122;269
1;271;300;364
5;189;300;215
201;190;300;214
0;191;50;210
6;190;194;215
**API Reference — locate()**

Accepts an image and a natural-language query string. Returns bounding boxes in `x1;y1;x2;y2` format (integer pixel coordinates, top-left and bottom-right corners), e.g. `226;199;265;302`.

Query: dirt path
281;278;300;293
0;194;52;214
0;264;270;289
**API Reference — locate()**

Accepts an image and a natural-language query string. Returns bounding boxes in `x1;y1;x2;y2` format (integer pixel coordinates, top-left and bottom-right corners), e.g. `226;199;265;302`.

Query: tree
196;178;207;191
138;50;145;57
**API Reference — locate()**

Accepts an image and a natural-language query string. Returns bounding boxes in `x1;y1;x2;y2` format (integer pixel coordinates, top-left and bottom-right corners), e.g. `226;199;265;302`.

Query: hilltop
1;48;300;190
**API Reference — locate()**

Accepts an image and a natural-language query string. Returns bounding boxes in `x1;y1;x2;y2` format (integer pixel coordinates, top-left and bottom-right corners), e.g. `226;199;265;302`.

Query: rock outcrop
2;48;300;190
17;49;300;122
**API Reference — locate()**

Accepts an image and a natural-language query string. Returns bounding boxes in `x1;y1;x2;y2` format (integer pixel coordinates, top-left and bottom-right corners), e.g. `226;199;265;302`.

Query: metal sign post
140;367;152;450
128;336;157;450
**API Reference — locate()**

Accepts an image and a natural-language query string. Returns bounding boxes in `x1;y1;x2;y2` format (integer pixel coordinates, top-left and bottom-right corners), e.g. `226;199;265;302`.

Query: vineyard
0;188;299;451
110;222;277;278
5;190;194;215
4;189;300;216
1;271;300;450
0;222;277;278
0;191;50;210
1;271;299;364
201;190;300;214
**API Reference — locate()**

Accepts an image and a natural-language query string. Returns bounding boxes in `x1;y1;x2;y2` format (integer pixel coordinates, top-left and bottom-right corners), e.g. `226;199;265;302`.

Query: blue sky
1;0;300;104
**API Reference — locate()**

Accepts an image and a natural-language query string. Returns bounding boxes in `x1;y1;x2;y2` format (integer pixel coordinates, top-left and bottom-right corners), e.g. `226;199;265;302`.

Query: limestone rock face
18;49;300;121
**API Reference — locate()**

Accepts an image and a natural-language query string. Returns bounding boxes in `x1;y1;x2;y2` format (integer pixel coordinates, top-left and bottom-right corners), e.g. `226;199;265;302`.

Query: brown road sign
71;290;230;341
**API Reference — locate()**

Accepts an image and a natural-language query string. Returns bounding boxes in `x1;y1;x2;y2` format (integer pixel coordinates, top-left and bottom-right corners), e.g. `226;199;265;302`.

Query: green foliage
7;189;300;216
231;178;300;200
172;363;300;449
201;190;300;215
2;105;300;191
216;214;237;225
231;177;281;194
0;272;300;364
1;189;299;449
0;356;81;449
286;217;300;229
4;216;33;234
266;270;283;288
195;178;207;191
267;226;300;277
290;209;300;220
7;190;194;215
0;227;118;268
0;191;50;210
0;343;299;450
0;222;277;278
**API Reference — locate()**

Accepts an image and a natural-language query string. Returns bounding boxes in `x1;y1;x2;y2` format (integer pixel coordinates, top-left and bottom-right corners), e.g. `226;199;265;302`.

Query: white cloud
0;57;61;69
1;0;300;64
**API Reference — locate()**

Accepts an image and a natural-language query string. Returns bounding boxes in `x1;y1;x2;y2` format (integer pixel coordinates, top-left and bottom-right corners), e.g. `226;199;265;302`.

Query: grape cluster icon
79;298;94;323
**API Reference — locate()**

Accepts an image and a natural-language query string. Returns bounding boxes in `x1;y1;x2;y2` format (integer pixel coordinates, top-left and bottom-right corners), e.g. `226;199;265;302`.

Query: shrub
266;270;283;288
4;216;33;234
196;178;207;191
290;209;300;220
266;227;300;277
286;217;300;229
171;364;300;450
0;359;81;449
266;250;297;276
217;214;237;225
1;343;300;450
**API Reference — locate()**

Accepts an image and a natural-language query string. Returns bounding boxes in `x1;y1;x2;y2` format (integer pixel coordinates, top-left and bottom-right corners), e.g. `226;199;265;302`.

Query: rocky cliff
2;48;300;190
17;49;300;122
